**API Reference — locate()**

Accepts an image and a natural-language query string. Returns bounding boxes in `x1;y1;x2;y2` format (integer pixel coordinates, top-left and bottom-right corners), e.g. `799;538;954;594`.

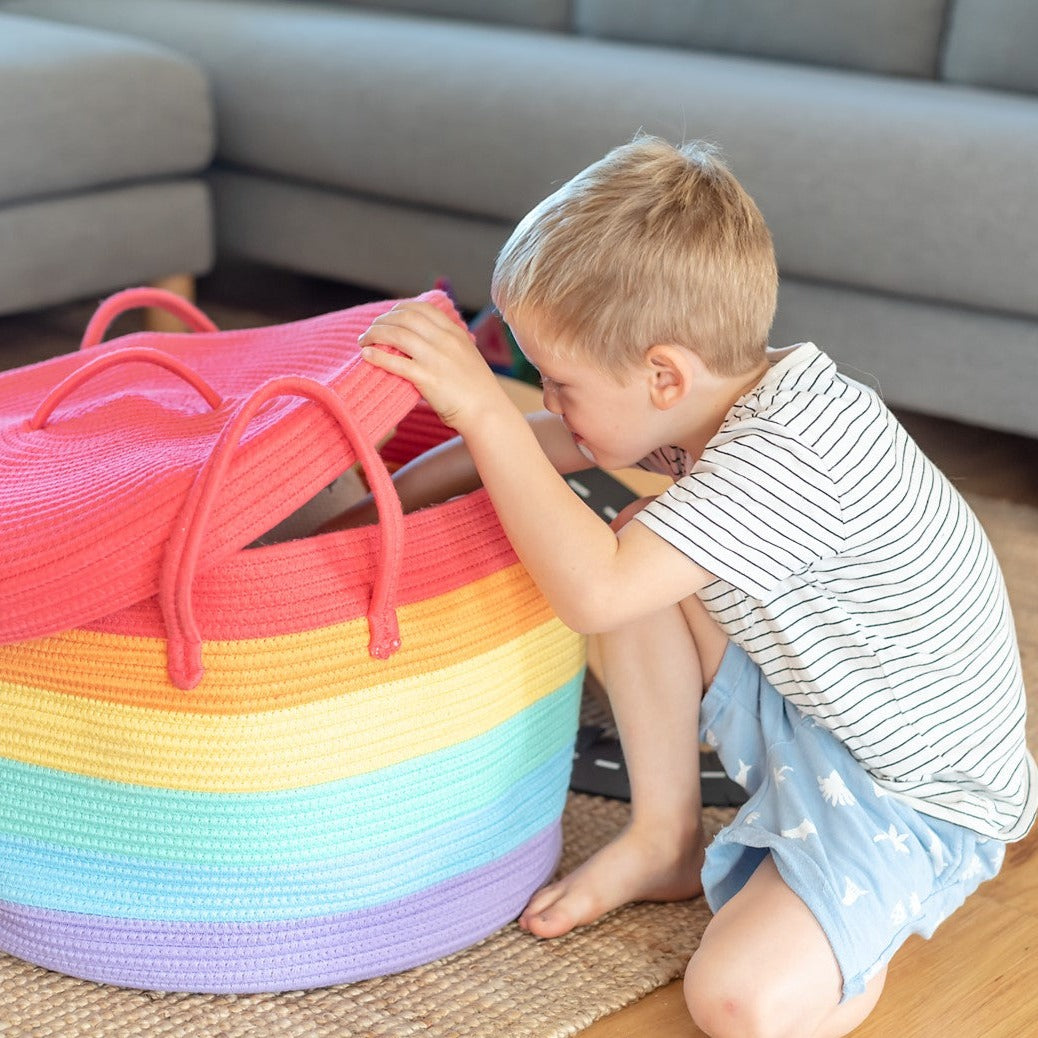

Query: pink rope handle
28;347;223;431
80;287;218;350
160;375;404;690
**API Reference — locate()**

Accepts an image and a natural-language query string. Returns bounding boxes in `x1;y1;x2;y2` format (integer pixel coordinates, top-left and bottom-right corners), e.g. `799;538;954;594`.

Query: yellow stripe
1;565;554;714
0;620;584;792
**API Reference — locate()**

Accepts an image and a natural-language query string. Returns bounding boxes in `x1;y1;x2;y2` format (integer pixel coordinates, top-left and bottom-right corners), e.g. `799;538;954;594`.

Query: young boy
357;136;1037;1038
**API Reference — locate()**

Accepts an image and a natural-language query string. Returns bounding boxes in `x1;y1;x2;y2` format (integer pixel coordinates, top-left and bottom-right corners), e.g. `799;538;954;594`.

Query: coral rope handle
80;287;219;350
161;375;404;690
27;347;223;430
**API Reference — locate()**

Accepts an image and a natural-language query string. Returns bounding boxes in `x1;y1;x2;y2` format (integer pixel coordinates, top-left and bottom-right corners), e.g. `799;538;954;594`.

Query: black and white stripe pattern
637;344;1037;841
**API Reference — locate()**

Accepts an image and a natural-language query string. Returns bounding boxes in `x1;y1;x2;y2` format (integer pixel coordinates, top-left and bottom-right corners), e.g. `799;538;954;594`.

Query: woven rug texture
1;494;1035;1038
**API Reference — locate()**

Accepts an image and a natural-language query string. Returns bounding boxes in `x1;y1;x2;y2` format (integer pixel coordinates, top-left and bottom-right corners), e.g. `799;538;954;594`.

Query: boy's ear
643;344;696;410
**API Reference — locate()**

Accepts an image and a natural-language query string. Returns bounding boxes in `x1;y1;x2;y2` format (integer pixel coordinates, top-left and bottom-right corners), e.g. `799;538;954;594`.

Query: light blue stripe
0;744;572;922
0;674;581;866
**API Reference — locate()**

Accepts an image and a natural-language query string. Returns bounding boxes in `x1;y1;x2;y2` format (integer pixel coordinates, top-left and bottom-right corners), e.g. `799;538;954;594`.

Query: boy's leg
519;594;723;937
685;854;886;1038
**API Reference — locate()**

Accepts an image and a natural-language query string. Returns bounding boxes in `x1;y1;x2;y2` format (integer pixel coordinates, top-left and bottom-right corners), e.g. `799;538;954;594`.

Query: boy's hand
359;301;511;436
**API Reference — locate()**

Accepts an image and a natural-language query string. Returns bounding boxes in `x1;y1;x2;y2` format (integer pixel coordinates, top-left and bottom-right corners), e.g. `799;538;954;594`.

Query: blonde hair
491;135;778;377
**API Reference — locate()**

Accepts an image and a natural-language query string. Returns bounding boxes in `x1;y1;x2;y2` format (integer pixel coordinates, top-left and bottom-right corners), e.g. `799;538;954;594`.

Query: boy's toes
519;882;598;938
524;903;580;939
520;899;580;938
518;883;563;933
522;881;562;919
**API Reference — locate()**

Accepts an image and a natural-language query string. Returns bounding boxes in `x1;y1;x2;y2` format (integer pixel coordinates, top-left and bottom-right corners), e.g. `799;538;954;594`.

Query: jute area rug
1;495;1035;1038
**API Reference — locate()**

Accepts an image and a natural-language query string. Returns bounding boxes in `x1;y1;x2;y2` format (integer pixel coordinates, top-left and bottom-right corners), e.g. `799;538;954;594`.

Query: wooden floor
3;266;1036;1037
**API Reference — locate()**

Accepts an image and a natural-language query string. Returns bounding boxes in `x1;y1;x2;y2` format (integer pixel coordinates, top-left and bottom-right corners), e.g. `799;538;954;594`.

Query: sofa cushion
0;12;213;206
574;0;949;78
13;0;1038;324
327;0;569;31
0;180;212;315
771;280;1038;439
941;0;1038;94
209;169;509;311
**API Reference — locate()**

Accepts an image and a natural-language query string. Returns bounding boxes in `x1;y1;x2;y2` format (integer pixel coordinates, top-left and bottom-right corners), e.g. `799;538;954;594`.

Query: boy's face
507;313;662;470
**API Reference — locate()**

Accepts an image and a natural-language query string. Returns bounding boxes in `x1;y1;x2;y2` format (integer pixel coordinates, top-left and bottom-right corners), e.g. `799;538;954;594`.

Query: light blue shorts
700;643;1005;1002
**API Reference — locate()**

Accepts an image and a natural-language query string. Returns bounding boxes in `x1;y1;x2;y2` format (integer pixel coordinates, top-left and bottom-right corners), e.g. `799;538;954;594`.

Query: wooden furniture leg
145;274;197;332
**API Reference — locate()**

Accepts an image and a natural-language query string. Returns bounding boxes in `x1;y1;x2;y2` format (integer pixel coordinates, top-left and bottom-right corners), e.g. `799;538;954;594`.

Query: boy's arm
360;302;714;632
319;409;586;532
392;407;591;507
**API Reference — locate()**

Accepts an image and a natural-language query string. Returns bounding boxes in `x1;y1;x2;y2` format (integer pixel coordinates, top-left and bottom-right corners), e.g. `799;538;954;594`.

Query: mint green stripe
0;747;571;921
0;674;581;866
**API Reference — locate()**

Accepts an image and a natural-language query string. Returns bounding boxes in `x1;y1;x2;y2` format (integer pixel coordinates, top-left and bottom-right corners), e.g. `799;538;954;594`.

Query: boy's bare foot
518;822;705;938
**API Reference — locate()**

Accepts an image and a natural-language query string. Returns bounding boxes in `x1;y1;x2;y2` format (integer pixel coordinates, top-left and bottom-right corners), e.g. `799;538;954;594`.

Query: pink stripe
88;489;519;639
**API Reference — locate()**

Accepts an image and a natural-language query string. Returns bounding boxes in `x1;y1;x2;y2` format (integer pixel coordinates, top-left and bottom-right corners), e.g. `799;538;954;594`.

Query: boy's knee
683;953;802;1038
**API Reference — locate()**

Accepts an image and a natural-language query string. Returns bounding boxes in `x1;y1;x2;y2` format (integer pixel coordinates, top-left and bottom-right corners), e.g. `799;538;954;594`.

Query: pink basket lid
0;288;459;645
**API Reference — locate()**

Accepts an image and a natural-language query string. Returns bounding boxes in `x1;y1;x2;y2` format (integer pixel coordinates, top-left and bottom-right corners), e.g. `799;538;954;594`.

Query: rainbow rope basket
0;289;584;993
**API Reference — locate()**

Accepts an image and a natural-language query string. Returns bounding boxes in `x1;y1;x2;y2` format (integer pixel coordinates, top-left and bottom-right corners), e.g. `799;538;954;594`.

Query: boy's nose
541;385;561;414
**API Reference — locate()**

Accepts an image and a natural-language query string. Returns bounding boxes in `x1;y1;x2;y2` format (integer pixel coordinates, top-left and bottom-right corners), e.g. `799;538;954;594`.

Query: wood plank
580;980;700;1037
981;830;1038;913
583;886;1038;1037
856;894;1038;1036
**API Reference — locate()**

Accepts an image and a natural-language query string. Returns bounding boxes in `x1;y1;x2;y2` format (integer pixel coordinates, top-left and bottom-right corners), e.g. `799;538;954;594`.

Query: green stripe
0;674;581;866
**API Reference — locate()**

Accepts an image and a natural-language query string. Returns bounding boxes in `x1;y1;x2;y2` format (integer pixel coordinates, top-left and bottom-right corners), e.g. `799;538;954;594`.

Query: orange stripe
0;564;554;715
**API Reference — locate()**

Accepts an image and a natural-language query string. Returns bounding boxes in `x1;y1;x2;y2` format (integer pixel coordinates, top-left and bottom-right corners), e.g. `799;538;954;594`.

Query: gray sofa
3;0;1037;438
0;10;214;315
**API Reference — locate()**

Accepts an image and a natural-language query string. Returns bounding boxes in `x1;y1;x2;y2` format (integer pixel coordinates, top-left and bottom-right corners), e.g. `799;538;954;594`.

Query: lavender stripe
0;823;561;994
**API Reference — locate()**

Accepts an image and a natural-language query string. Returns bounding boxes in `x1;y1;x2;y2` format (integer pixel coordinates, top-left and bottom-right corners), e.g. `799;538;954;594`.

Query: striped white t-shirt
636;343;1037;841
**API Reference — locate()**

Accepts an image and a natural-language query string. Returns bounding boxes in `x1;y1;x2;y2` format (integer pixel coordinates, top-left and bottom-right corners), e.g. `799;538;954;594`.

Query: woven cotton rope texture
0;288;417;641
0;288;585;993
3;493;1036;1036
0;791;733;1038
